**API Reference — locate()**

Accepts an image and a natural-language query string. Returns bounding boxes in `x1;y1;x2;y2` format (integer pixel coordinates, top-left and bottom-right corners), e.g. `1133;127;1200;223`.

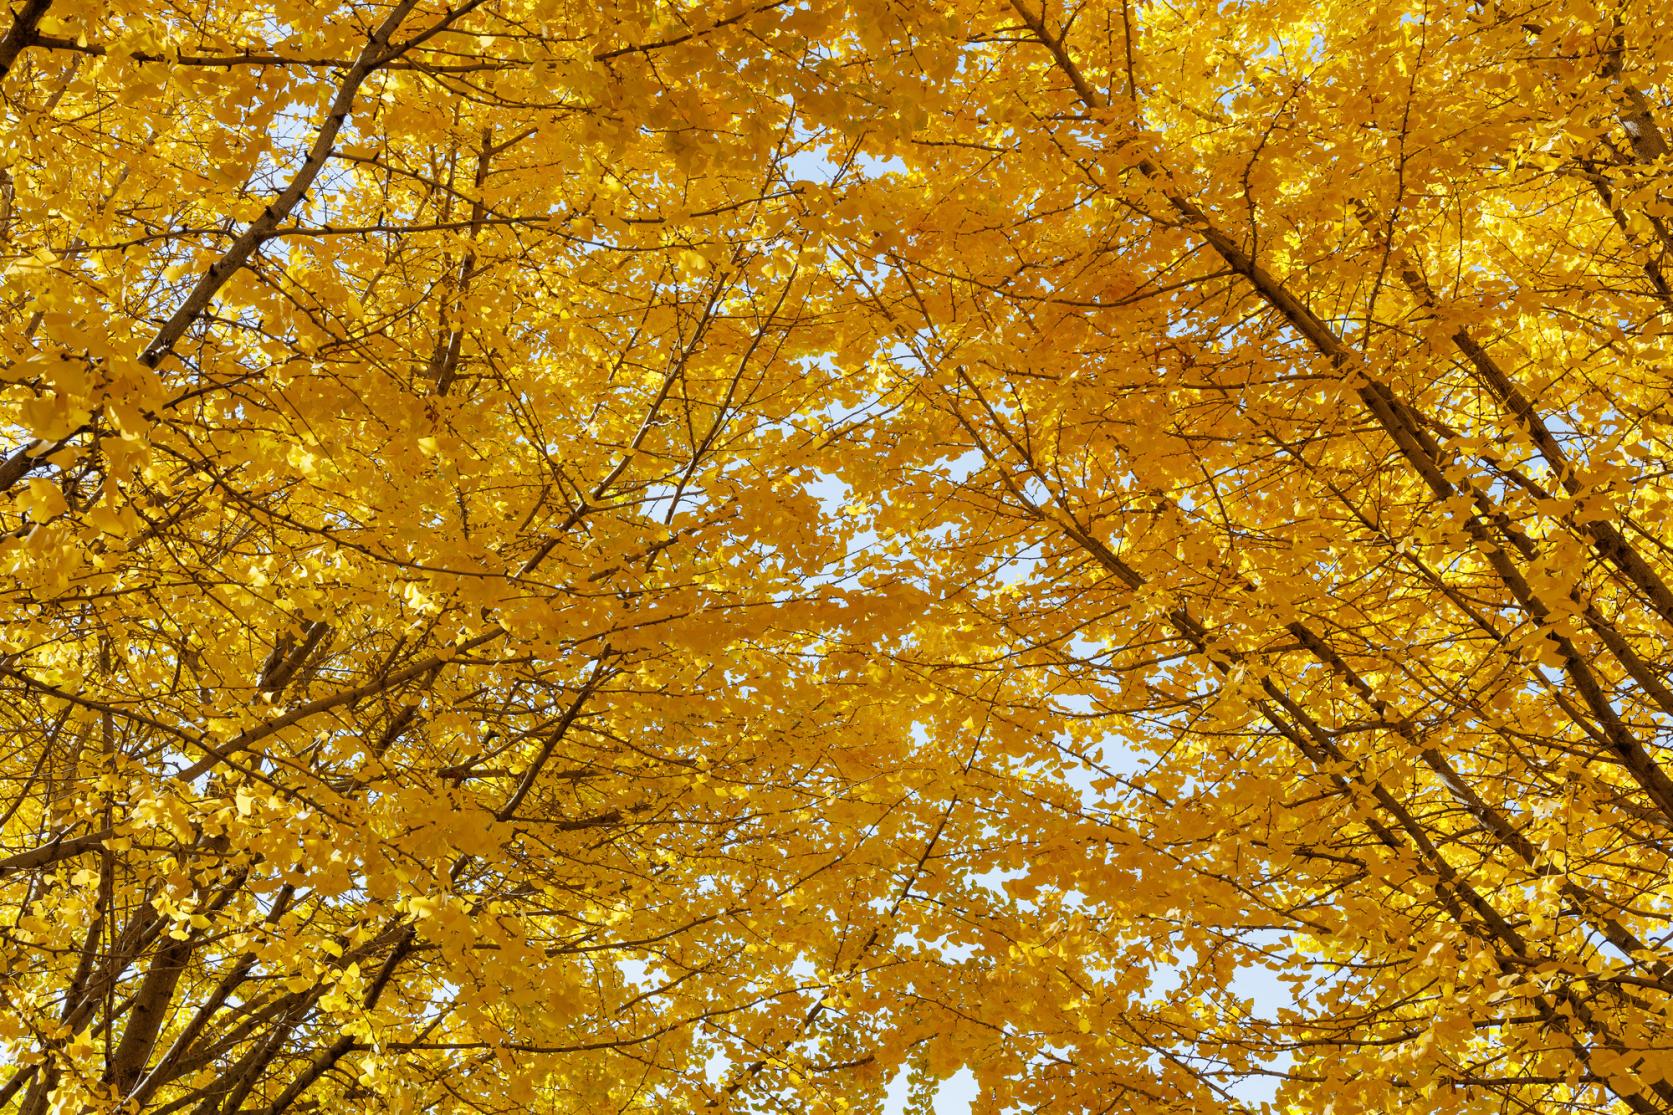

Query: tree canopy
2;0;1672;1111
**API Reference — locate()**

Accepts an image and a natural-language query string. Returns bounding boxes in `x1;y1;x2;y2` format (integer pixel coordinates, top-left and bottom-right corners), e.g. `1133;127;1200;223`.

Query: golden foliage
1;0;1672;1111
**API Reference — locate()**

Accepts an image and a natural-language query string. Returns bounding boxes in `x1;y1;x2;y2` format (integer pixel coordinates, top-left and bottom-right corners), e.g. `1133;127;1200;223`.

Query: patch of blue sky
785;144;911;186
883;1065;977;1115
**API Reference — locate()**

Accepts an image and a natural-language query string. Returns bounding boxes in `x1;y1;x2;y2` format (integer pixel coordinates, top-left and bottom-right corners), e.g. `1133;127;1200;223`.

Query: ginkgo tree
1;0;1671;1113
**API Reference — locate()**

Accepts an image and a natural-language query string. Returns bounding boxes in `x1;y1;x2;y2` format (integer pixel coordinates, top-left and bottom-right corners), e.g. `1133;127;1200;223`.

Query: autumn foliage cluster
2;0;1673;1111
